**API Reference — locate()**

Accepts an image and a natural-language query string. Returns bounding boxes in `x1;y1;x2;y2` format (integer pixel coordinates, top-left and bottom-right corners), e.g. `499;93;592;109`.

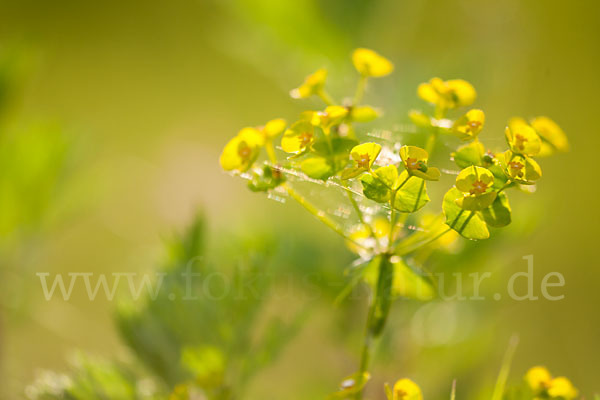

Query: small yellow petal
290;68;327;99
525;366;552;392
452;109;485;140
392;378;423;400
418;78;476;109
446;79;476;107
530;116;569;155
264;118;286;138
352;48;394;77
505;118;541;156
548;377;578;399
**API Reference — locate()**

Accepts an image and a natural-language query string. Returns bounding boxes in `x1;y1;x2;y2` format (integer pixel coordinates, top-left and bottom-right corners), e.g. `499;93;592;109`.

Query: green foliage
28;217;307;400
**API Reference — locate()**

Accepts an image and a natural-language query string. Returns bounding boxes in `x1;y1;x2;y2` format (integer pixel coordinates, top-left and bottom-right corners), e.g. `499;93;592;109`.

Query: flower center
470;180;489;195
405;157;420;170
514;133;528;151
467;120;482;132
238;144;252;160
298;132;313;147
357;153;371;169
508;161;524;177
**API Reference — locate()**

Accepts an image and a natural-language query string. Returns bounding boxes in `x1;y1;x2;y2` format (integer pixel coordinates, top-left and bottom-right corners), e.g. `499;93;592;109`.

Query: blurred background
0;0;598;398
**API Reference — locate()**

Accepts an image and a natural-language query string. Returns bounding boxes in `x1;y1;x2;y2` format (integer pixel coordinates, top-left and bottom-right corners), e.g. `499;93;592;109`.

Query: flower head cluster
219;47;572;400
525;366;578;400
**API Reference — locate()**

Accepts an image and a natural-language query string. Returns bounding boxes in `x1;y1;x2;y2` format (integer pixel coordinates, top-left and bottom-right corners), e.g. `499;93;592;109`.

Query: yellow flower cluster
525;366;578;399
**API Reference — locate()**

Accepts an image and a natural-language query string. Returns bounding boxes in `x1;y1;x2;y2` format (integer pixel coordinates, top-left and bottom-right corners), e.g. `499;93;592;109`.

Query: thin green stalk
354;254;394;400
387;176;410;249
284;184;368;251
265;142;366;250
491;335;520;400
318;89;336;106
353;75;368;105
425;130;438;156
395;228;451;256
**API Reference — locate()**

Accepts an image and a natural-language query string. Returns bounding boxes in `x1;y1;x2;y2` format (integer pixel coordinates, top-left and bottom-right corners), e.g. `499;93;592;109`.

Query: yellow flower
310;105;349;131
387;378;423;400
525;366;553;392
497;150;542;184
219;119;286;172
281;120;315;154
530;116;569;156
219;127;264;172
352;48;394;78
525;366;578;400
290;68;328;99
399;146;440;181
263;118;287;139
350;142;382;169
454;166;497;210
547;377;578;399
452;109;485;141
505;118;541;157
418;77;476;110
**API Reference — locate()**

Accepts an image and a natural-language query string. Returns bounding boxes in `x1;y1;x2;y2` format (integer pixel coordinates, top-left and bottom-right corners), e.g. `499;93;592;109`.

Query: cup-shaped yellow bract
505;118;542;156
525;366;552;392
418;77;476;110
399;145;440;181
547;377;578;399
452;109;485;140
352;48;394;78
498;150;542;184
350;105;381;123
525;366;578;400
263;118;286;139
290;68;327;99
219;128;264;172
530;116;569;156
455;166;497;210
281;120;315;154
385;378;423;400
351;142;382;169
311;105;349;131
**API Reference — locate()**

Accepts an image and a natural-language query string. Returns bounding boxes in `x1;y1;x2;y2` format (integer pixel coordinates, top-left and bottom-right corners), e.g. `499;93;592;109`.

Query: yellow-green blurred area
0;0;599;398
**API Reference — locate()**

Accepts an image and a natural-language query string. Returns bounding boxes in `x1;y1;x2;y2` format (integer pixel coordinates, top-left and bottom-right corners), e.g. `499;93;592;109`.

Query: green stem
387;176;410;249
491;335;520;400
353;75;368;105
318;89;336;106
497;180;512;194
284;184;368;251
354;254;394;400
424;130;438;156
265;141;278;164
395;228;451;256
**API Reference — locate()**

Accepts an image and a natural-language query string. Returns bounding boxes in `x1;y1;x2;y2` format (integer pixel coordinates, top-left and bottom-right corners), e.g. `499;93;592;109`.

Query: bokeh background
0;0;598;398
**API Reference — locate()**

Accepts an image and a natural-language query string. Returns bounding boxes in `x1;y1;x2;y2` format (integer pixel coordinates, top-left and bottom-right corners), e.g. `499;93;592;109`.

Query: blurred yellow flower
386;378;423;400
418;77;476;110
452;109;485;141
352;48;394;77
530;116;569;156
281;120;315;154
290;68;328;99
525;366;578;400
505;118;541;157
310;105;349;131
219;127;263;172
